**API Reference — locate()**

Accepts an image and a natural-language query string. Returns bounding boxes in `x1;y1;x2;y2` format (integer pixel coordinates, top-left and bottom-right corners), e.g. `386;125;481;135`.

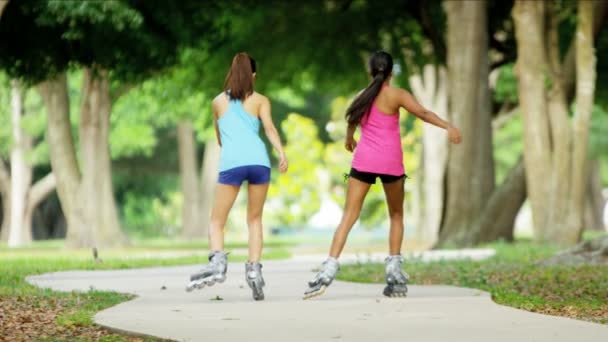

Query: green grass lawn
0;241;291;341
338;241;608;324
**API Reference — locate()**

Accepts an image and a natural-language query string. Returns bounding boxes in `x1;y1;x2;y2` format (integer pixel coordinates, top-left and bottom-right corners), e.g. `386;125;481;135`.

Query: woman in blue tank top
187;53;288;300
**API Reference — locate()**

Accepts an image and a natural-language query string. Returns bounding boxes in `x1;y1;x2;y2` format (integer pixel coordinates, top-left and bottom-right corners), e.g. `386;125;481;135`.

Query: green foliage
268;114;323;226
493;114;524;184
494;64;518;104
339;241;608;324
0;0;225;83
590;105;608;159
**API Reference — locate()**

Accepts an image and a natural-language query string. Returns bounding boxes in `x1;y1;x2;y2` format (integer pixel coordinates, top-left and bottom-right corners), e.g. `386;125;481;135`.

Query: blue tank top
218;96;270;172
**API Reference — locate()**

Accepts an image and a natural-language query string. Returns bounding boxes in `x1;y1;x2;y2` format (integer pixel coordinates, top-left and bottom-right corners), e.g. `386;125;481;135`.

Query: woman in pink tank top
304;51;462;299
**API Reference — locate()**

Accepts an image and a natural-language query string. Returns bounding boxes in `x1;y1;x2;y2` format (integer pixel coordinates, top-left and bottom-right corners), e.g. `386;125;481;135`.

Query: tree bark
178;121;202;238
24;173;56;242
438;0;494;246
567;0;596;240
0;160;10;242
8;79;33;247
408;64;448;245
200;139;220;239
585;159;605;231
38;73;86;247
78;68;125;247
474;158;526;243
513;0;596;244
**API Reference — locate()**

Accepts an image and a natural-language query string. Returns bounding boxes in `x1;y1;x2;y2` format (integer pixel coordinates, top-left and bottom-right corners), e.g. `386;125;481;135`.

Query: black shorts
348;168;407;185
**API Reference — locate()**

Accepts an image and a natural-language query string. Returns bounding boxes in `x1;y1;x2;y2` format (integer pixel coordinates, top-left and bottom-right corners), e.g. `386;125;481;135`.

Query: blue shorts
218;165;271;186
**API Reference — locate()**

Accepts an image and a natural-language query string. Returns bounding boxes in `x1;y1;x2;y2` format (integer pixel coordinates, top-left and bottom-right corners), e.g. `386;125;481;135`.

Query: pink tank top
351;102;404;176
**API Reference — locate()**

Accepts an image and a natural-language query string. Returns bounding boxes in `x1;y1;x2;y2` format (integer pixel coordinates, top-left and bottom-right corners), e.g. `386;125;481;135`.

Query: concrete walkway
28;259;607;342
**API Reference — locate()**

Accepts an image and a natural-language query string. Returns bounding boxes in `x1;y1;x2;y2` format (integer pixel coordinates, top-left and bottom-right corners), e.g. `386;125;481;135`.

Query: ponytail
224;52;257;101
345;51;393;126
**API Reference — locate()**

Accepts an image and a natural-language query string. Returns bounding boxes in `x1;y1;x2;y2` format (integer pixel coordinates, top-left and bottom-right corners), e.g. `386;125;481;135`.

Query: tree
408;65;448;245
435;0;495;246
0;75;56;246
0;0;223;247
513;0;597;244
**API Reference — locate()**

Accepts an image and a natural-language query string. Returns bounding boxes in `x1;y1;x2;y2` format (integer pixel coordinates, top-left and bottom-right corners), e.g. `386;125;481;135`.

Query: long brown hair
224;52;257;101
345;51;393;125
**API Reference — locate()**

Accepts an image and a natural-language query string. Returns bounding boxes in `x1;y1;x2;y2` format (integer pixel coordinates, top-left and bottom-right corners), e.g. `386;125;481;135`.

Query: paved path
28;259;607;342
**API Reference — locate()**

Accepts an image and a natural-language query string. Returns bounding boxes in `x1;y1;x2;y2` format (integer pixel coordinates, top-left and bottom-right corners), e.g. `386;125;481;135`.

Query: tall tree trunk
200;139;220;239
585;159;605;231
513;0;596;244
178;121;202;238
8;80;33;247
0;161;10;242
408;64;448;245
438;0;494;246
38;73;84;245
78;68;124;247
567;0;596;240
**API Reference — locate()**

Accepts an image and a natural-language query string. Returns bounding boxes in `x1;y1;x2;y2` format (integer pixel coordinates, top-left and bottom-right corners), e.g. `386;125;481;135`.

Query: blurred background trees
0;0;606;249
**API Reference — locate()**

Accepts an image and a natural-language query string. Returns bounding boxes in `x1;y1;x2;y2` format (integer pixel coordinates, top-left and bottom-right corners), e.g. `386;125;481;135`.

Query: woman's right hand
278;153;288;173
345;136;357;152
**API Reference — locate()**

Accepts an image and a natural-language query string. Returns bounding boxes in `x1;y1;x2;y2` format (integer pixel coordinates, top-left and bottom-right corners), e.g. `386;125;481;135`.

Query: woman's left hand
278;153;288;173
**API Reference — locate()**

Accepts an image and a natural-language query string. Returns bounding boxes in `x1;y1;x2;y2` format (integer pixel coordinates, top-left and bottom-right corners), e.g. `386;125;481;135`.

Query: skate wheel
303;285;327;300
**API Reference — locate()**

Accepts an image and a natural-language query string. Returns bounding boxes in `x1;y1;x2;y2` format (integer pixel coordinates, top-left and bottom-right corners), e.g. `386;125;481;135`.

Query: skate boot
186;251;228;292
245;262;265;301
303;257;339;299
383;255;409;297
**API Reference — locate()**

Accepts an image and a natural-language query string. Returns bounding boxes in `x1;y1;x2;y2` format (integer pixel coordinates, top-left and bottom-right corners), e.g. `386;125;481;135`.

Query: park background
0;0;607;340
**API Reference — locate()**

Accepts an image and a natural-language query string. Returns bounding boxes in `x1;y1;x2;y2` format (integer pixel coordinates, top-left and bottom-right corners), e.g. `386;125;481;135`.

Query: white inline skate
186;251;228;292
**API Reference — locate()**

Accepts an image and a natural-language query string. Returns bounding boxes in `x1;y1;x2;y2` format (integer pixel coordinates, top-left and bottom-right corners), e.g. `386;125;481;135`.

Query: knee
388;208;403;222
247;214;262;227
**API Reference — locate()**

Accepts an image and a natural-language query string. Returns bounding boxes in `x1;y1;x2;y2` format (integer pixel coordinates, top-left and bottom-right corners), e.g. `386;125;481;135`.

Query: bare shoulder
387;86;409;97
213;92;228;106
252;92;270;105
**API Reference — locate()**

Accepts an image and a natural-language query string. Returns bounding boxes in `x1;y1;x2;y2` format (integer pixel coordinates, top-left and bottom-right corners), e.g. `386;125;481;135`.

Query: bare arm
212;100;222;147
397;89;462;144
259;97;288;172
345;123;357;152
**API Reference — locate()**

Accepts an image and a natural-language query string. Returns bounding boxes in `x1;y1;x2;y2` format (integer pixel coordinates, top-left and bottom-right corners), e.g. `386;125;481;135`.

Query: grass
338;241;608;324
0;241;291;341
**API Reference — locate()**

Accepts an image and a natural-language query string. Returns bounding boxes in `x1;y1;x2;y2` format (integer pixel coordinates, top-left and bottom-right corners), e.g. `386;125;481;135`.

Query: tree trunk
200;139;220;240
8;79;33;247
178;121;202;238
78;68;125;247
38;73;86;247
438;0;494;246
584;159;605;231
24;173;56;242
474;158;526;243
567;0;596;240
513;0;596;244
0;161;10;242
408;64;448;245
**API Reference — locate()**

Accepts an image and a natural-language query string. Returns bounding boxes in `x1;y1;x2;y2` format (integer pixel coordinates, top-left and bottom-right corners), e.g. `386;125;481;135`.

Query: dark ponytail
345;51;393;126
224;52;257;101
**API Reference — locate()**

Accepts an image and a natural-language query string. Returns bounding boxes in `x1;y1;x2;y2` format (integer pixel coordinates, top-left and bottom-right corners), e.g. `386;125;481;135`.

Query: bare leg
246;183;269;262
382;178;405;255
328;178;371;258
209;184;240;252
